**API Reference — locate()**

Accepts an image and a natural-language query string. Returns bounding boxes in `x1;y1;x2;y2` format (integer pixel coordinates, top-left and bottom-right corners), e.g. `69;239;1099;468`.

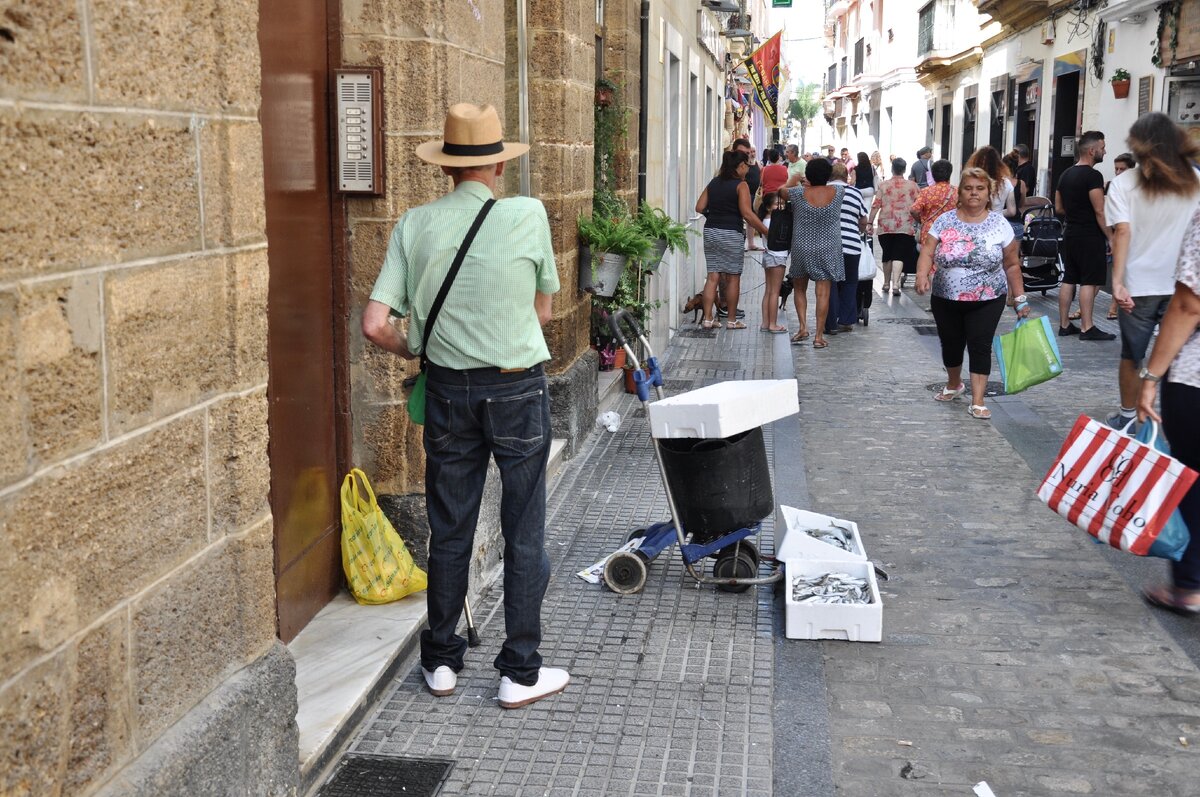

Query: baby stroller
1019;203;1063;295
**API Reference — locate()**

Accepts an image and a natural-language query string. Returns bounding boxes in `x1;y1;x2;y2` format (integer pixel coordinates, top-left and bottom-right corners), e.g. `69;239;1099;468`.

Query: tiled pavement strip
348;253;1200;795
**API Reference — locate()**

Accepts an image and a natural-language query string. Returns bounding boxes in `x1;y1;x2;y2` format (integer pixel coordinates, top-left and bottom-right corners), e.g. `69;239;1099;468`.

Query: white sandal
968;404;991;420
933;384;965;402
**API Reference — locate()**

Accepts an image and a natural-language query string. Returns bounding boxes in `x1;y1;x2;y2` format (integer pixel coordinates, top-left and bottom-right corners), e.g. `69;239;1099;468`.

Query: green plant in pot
635;201;691;272
1110;68;1131;99
578;212;652;298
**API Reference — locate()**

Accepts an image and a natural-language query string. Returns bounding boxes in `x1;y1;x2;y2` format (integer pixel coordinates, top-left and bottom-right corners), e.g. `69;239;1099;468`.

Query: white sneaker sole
498;682;567;709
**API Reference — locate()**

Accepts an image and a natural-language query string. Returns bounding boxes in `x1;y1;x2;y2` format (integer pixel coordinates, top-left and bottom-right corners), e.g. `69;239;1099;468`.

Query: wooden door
259;0;346;642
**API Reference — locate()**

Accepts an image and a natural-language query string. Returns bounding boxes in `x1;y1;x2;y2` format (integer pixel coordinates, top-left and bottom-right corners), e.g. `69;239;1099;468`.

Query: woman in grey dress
778;157;844;348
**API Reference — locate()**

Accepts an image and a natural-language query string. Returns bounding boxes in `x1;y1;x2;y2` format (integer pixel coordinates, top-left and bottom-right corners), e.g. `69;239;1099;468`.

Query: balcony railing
853;38;864;77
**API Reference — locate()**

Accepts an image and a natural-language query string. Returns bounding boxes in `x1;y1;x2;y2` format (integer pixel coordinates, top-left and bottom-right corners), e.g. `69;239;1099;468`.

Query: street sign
772;0;792;6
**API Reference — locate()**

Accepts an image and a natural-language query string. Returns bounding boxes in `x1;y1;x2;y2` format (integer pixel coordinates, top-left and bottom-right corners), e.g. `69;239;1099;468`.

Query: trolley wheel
717;540;759;568
604;551;648;594
712;549;756;593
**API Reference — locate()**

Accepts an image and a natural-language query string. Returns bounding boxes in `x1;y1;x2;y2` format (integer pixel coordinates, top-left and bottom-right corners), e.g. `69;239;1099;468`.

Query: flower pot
623;365;648;394
578;247;628;298
643;238;670;272
612;347;626;370
1111;80;1131;99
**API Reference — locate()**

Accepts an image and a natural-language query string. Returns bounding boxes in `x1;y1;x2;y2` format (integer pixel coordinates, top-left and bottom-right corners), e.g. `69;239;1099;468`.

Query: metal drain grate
912;326;940;336
926;381;1006;397
662;379;696;391
317;754;454;797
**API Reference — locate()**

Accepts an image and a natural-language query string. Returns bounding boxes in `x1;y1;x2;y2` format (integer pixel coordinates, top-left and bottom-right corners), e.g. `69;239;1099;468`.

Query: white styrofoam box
648;379;799;439
784;558;882;642
776;506;867;562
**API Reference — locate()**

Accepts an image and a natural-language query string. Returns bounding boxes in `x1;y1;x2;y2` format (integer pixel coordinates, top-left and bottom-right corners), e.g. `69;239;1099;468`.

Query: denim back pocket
485;388;546;456
424;392;455;453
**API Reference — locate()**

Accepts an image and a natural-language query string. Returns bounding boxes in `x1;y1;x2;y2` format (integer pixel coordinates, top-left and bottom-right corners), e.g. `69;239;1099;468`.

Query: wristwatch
1013;294;1028;305
1139;367;1162;383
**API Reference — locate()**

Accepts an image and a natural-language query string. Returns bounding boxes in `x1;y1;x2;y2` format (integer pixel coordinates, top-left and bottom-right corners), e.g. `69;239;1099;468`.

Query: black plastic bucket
657;427;773;542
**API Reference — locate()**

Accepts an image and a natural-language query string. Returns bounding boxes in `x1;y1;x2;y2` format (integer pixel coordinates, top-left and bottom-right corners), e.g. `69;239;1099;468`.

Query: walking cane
463;596;481;647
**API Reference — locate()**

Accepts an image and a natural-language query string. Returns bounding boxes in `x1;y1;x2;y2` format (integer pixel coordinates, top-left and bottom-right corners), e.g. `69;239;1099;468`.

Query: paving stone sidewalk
347;259;785;796
344;255;1200;796
802;281;1200;795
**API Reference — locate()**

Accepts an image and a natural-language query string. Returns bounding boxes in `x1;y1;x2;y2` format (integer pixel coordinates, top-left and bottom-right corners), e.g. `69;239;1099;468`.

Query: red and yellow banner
744;31;783;127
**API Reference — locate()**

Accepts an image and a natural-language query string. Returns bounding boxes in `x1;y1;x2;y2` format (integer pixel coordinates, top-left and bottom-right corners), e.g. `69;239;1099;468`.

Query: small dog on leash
778;279;793;310
682;293;704;322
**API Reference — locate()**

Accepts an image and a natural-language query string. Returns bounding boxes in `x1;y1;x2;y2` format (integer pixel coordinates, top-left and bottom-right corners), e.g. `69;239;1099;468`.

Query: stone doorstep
290;444;570;796
597;367;624;415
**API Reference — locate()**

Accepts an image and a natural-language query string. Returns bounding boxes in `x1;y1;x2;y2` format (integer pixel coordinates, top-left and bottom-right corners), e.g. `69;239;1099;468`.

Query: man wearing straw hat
362;103;567;709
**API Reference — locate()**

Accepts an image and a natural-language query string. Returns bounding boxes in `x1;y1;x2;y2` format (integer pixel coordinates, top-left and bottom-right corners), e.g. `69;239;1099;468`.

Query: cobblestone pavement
346;254;1200;796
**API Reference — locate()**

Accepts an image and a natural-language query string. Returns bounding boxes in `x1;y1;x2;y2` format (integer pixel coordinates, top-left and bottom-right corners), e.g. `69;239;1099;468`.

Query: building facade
1;0;622;793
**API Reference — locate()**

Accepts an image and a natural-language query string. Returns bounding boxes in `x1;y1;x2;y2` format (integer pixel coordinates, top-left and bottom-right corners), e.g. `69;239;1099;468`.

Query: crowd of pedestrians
692;113;1200;617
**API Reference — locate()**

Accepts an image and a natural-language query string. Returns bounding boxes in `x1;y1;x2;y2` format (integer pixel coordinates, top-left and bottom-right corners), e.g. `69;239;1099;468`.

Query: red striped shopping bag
1037;414;1197;555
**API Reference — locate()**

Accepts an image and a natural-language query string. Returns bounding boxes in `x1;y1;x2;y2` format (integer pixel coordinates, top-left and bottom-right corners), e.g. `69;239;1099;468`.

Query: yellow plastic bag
340;468;427;604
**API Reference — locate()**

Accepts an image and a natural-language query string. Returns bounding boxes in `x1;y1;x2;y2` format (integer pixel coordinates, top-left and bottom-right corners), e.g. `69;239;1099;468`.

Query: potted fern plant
578;212;652;297
634;201;692;272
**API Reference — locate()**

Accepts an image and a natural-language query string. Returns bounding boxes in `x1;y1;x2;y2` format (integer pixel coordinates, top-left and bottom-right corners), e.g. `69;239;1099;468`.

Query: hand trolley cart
601;309;794;595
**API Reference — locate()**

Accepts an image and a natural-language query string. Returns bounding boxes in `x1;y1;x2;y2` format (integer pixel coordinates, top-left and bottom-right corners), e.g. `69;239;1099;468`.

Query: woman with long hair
1136;201;1200;615
778;157;844;348
1104;111;1200;428
695;150;770;329
759;149;791;333
868;157;921;295
870;151;886;185
855;151;876;204
966;145;1018;222
916;167;1029;419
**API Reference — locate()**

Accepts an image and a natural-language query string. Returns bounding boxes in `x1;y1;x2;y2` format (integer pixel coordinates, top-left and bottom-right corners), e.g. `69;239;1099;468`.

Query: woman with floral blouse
868;157;921;295
910;159;958;244
916;167;1030;420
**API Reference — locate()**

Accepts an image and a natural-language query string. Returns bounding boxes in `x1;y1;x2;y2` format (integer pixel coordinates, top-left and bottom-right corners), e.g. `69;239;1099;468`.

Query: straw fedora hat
416;103;529;167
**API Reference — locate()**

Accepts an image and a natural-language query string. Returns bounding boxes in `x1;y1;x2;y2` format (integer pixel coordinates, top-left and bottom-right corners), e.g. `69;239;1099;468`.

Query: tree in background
786;82;821;153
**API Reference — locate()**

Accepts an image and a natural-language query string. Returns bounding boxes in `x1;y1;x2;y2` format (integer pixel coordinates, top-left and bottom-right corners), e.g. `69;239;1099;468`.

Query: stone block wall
344;0;599;485
0;2;287;795
342;0;509;496
603;0;643;212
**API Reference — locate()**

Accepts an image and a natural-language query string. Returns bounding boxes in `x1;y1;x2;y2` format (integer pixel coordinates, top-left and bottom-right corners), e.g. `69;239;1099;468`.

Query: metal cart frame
601;309;784;595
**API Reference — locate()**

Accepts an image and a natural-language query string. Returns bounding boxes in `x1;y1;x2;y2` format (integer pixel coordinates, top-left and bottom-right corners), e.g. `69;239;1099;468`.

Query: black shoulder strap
420;198;495;368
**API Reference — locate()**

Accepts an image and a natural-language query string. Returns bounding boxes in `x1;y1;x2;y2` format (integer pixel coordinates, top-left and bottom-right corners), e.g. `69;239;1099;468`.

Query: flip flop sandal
933;384;965;402
1068;310;1082;320
1143;586;1200;616
701;318;716;329
790;331;810;343
726;321;747;329
766;326;788;334
967;404;992;420
812;339;828;349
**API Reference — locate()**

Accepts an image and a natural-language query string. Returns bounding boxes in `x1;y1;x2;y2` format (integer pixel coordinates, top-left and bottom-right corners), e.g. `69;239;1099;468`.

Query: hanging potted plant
578;212;652;297
1110;68;1132;99
595;77;618;108
634;201;692;272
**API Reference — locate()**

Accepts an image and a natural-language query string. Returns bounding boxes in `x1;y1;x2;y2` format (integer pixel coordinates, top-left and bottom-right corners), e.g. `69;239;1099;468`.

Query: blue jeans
421;361;552;686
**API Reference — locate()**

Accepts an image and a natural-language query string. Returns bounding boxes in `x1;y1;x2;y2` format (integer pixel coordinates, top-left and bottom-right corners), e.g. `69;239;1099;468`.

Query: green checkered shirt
370;181;560;370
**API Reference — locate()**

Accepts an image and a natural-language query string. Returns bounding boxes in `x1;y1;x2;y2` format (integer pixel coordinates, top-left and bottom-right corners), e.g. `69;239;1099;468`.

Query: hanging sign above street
772;0;793;6
696;9;725;63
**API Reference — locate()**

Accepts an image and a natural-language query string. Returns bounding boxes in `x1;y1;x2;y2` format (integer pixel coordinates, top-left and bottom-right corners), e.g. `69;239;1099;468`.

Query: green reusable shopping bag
993;315;1064;394
406;370;427;425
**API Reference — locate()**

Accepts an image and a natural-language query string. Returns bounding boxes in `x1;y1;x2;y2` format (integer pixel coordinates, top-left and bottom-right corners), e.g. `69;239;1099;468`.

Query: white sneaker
422;666;457;697
497;667;570;709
